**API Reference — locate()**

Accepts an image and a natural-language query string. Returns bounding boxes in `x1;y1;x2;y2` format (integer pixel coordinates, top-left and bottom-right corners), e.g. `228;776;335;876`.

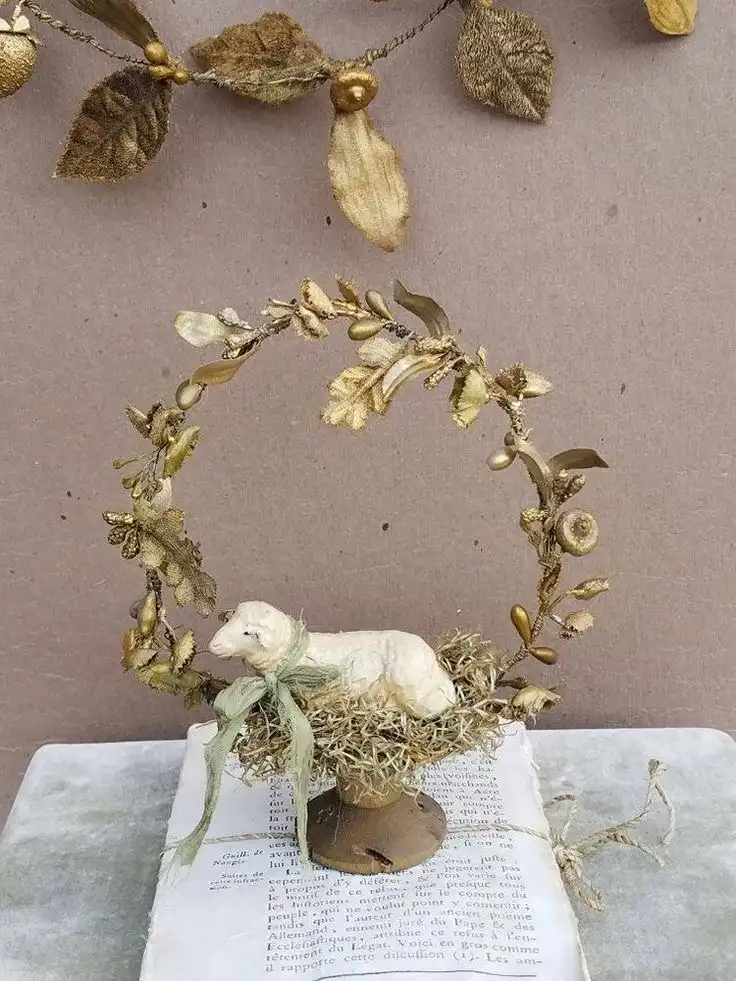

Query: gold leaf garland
455;2;554;123
1;0;697;249
328;107;410;253
105;275;610;719
190;14;336;104
65;0;158;47
55;66;172;181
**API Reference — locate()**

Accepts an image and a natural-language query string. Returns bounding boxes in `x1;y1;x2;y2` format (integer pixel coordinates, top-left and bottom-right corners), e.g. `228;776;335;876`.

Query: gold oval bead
348;317;386;341
330;69;379;113
530;646;558;665
365;290;393;320
510;605;533;647
148;64;174;81
172;67;191;86
486;446;516;471
137;592;158;637
175;379;204;411
144;41;169;66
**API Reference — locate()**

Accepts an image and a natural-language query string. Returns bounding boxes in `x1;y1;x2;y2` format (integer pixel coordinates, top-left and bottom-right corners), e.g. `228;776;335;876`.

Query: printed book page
140;722;589;981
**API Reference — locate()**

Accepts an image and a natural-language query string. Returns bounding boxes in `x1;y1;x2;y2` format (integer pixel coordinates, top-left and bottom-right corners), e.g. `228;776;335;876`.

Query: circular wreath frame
105;273;610;786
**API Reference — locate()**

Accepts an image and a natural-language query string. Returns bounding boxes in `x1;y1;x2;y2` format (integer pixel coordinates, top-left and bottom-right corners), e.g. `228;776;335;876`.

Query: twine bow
546;758;675;910
172;618;335;867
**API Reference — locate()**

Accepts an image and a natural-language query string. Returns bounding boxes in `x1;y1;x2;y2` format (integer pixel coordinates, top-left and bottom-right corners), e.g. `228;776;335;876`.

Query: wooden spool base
306;786;447;874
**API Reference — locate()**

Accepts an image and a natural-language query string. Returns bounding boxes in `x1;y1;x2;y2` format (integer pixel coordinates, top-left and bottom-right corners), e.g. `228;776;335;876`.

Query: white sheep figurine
208;601;457;719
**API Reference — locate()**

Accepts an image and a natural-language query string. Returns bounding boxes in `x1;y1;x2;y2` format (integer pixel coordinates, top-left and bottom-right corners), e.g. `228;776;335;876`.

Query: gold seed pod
555;509;599;556
175;379;205;411
348;317;385;341
365;290;393;320
486;446;516;471
0;31;37;100
137;592;158;637
530;646;558;665
144;41;169;65
148;64;174;81
330;69;379;113
510;605;533;647
172;67;191;86
563;611;595;634
568;578;610;600
645;0;697;35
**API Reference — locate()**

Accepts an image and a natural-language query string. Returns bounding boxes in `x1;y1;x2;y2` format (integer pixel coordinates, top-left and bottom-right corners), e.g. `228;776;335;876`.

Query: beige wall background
1;0;734;820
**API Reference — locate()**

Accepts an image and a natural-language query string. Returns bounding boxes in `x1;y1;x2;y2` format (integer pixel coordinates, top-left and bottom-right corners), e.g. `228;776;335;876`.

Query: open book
141;722;589;981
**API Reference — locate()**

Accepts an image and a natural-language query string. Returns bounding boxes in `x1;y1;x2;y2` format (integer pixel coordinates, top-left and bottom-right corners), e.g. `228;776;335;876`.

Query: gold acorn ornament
555;509;599;556
327;67;410;252
0;8;37;99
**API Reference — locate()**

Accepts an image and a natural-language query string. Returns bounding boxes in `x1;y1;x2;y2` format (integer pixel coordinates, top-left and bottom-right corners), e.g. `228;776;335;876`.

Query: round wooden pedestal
306;780;447;874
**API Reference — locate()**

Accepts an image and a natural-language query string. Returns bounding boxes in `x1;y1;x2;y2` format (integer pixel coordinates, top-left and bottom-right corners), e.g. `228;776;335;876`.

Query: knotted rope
174;759;674;910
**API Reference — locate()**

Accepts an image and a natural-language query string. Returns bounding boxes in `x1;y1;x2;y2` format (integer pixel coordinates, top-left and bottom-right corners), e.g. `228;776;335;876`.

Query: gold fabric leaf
66;0;159;47
381;353;443;400
134;499;217;616
358;336;404;369
392;280;449;338
55;67;172;182
121;627;138;657
163;426;201;477
449;367;489;428
322;365;375;432
515;439;554;504
495;363;527;397
136;662;178;694
138;534;166;568
522;370;553;398
300;280;335;318
563;610;595;634
328;109;410;252
149;406;181;448
646;0;697;34
510;684;561;715
455;2;554;123
171;629;196;675
290;305;330;340
191;353;250;386
549;448;609;473
175;311;235;349
122;645;157;672
336;278;361;306
126;405;150;436
190;14;335;104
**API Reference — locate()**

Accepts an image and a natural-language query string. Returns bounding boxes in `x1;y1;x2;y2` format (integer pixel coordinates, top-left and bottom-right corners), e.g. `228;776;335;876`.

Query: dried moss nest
234;632;503;789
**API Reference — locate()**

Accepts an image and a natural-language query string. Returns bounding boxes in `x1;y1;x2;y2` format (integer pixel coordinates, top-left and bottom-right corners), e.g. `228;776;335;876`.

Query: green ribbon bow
172;618;335;867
